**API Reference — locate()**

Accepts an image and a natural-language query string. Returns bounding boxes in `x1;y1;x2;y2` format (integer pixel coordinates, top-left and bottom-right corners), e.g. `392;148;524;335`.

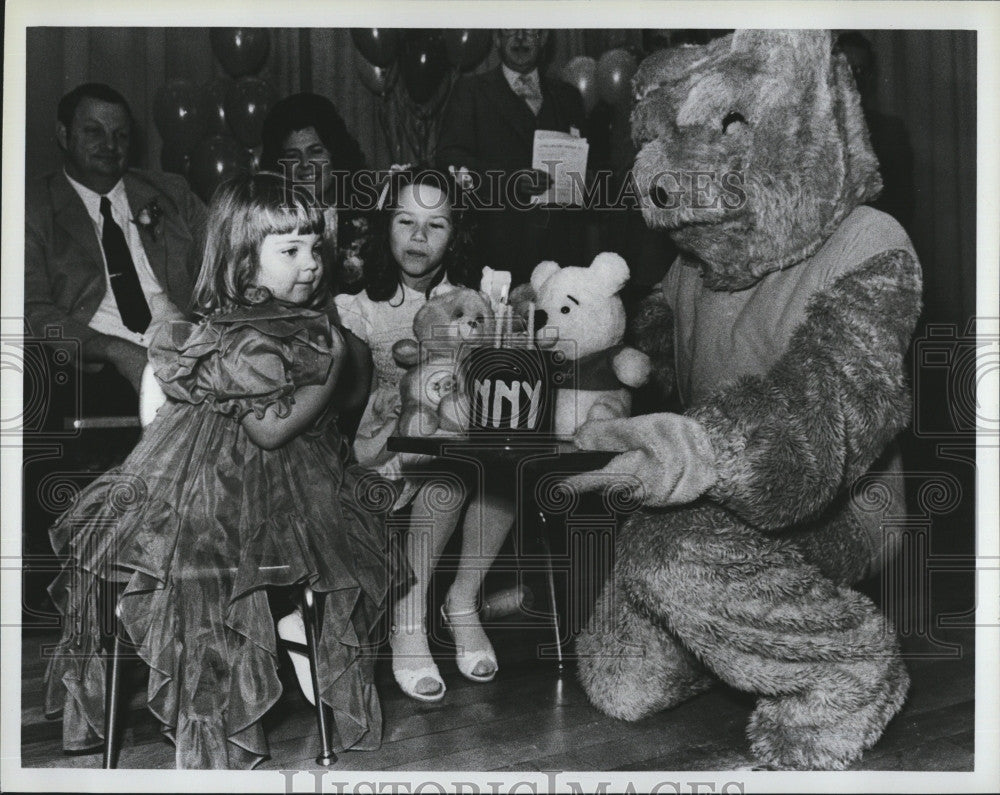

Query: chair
98;575;338;768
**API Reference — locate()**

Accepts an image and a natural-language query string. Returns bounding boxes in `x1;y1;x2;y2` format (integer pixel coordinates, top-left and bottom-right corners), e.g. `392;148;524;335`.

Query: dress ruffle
149;305;335;420
44;304;389;768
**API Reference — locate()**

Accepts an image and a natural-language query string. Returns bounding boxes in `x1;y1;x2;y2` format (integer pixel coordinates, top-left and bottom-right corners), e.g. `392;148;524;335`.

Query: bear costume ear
531;261;561;292
730;29;831;68
589;252;630;294
392;339;422;368
729;31;833;98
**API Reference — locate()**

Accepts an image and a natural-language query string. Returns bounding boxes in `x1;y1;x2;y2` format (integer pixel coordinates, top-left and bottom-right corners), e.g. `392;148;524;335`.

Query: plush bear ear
509;282;537;312
589;252;630;294
530;260;561;292
392;339;421;368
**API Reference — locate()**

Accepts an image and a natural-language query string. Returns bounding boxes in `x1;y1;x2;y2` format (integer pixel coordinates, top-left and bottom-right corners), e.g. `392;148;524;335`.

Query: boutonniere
132;198;164;240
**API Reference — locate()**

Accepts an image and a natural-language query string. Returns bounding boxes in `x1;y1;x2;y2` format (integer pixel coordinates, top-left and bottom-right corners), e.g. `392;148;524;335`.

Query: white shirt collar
398;273;454;302
64;169;128;220
502;64;540;93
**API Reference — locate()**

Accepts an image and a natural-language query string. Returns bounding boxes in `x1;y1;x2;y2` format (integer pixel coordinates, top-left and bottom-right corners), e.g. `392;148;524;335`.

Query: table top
388;434;615;469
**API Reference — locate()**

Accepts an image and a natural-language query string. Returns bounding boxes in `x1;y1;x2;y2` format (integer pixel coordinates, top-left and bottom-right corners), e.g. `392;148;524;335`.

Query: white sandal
440;602;498;683
390;626;446;703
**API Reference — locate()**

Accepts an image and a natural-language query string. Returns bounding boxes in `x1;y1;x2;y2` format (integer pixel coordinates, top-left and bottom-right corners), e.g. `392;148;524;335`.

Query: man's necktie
514;74;543;116
100;196;151;334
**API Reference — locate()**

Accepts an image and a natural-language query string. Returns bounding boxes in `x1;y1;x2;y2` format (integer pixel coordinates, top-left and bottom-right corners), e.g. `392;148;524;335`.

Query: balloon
224;76;277;148
354;49;396;97
153;80;209;155
160;142;191;176
560;56;598;115
188;135;253;203
350;28;400;68
596;48;638;107
209;28;270;77
399;32;449;105
203;77;235;135
443;29;492;70
249;144;263;172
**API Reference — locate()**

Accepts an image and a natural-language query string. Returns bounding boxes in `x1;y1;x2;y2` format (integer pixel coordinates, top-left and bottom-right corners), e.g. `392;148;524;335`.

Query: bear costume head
630;29;882;289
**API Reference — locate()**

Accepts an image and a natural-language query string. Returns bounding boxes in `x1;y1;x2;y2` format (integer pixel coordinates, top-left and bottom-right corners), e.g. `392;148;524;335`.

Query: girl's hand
241;328;346;450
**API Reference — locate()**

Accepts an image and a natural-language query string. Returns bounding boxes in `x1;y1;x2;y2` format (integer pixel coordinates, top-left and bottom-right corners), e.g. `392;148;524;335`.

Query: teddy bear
392;287;494;436
565;30;921;770
513;252;652;436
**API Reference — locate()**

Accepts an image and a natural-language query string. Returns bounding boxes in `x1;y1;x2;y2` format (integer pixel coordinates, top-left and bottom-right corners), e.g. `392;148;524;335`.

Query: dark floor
18;381;982;775
20;565;976;773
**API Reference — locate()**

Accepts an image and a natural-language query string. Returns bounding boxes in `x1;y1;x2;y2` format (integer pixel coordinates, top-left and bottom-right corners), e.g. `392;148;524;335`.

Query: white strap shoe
440;603;498;683
390;625;446;702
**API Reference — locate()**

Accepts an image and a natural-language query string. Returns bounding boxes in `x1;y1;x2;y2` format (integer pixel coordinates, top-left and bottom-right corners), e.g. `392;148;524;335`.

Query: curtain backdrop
866;30;977;327
23;28;976;325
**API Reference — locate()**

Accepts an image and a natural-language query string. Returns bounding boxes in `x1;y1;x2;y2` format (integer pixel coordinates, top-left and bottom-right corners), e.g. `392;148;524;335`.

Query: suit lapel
538;76;569;130
124;172;169;289
51;173;106;280
485;68;537;147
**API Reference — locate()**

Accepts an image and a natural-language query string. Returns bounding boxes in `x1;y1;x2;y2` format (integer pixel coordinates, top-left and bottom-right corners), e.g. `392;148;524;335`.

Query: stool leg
102;621;124;768
536;510;564;670
301;587;336;766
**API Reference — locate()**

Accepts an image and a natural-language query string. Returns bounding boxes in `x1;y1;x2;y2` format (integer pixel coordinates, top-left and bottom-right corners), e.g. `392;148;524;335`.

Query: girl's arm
241;329;346;451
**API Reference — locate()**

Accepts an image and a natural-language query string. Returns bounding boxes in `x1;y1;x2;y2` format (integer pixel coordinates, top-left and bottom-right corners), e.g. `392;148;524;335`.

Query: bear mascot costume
566;30;922;770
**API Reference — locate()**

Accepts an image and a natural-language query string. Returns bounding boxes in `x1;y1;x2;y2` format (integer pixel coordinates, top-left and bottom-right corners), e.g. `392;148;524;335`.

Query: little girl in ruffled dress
44;172;390;769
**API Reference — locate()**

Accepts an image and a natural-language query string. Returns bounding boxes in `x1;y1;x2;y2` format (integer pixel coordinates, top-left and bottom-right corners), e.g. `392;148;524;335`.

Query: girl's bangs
255;194;325;237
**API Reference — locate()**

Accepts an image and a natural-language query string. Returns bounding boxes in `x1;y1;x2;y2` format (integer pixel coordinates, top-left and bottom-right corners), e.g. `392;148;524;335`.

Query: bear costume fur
568;30;921;770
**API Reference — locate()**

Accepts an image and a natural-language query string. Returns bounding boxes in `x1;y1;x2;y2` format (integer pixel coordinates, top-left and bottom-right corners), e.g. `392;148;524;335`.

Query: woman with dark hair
260;92;369;292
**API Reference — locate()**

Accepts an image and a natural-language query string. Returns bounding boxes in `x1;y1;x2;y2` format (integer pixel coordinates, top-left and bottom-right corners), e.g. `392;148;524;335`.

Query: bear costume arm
630;288;677;400
689;248;921;531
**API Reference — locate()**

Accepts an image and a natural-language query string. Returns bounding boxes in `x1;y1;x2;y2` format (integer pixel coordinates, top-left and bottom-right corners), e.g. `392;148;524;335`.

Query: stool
99;579;337;768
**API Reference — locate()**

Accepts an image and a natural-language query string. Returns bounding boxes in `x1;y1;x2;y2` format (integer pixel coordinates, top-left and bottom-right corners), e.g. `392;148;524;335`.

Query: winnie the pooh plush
518;252;651;435
392;287;494;436
567;30;921;770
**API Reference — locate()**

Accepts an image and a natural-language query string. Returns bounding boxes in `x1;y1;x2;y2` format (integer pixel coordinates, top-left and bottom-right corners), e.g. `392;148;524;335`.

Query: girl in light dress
335;166;514;702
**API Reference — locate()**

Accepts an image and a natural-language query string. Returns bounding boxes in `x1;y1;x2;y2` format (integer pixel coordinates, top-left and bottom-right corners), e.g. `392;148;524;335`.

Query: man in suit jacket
437;29;587;284
25;83;207;413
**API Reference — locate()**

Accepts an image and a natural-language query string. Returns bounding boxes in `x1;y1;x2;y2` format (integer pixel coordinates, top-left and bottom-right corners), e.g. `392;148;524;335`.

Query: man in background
437;29;587;285
25;82;207;416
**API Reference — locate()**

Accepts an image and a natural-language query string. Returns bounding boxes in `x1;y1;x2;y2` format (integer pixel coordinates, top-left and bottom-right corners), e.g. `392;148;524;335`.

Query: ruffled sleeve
148;306;337;420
